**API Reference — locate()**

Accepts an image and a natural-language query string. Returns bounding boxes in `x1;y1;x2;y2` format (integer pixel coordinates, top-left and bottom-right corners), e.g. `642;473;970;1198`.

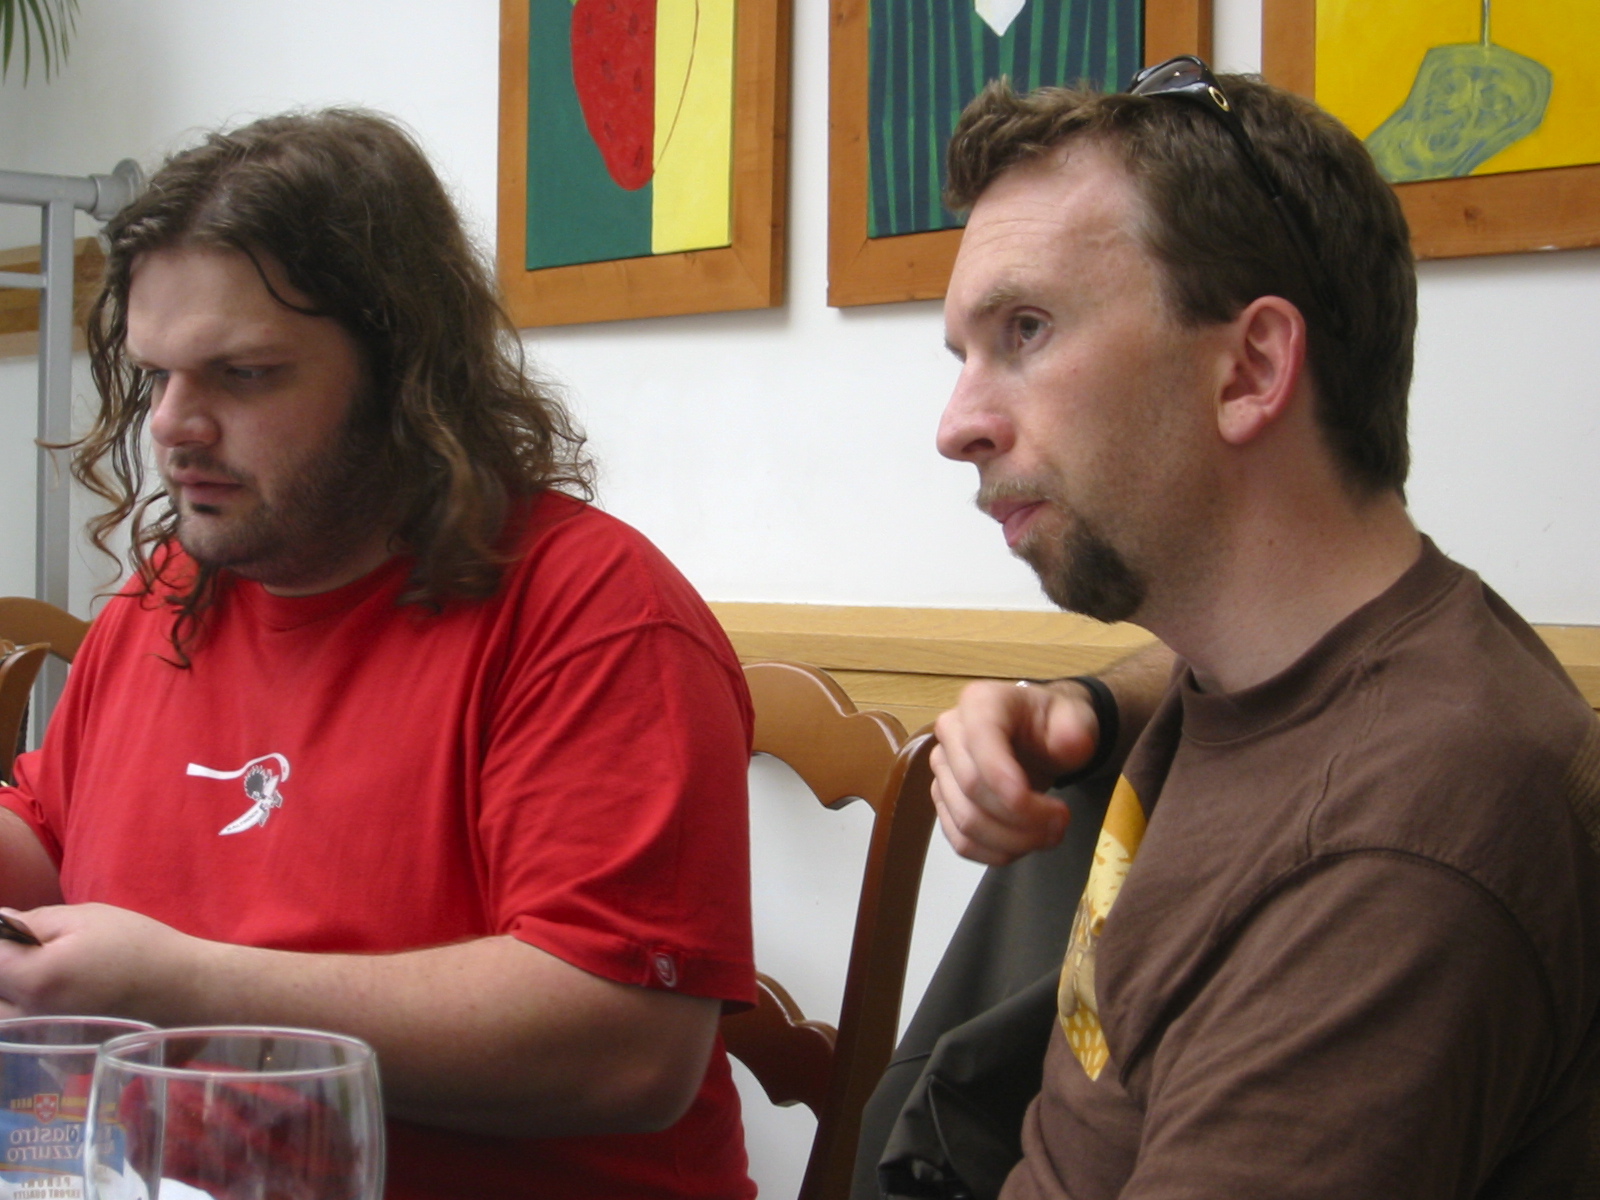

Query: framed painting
1264;0;1600;260
827;0;1213;307
498;0;791;327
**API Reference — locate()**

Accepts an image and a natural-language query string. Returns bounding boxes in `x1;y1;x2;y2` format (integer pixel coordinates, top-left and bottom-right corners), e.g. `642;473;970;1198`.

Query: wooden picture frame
1263;1;1600;260
827;0;1213;308
497;0;792;327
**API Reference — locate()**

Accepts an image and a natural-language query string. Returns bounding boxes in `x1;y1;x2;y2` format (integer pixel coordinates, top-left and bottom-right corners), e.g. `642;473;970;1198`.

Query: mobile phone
0;913;40;947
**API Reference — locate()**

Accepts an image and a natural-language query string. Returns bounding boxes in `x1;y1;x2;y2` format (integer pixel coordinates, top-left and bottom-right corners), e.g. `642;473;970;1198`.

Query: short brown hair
80;108;593;657
946;75;1416;495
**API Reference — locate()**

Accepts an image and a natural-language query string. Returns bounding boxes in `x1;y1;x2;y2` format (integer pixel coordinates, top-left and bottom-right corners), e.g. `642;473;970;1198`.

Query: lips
167;471;237;489
178;481;240;501
165;468;244;511
985;498;1047;548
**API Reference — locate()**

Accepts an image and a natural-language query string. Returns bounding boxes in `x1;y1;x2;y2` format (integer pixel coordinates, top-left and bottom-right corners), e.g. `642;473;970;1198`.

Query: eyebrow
125;341;294;370
972;283;1025;320
945;282;1027;358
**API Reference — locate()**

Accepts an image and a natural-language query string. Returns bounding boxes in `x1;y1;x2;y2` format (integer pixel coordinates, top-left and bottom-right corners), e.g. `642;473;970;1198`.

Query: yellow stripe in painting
652;0;735;254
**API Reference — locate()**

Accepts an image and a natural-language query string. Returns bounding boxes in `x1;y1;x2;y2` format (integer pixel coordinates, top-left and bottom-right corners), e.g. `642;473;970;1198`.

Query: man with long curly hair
0;109;757;1199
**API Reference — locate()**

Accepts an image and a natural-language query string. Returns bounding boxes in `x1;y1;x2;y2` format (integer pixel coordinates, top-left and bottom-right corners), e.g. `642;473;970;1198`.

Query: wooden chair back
0;642;49;785
0;599;92;775
724;660;938;1200
0;598;90;663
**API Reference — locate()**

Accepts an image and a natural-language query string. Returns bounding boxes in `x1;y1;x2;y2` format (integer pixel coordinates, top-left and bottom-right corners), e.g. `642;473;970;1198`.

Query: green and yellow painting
1317;0;1600;183
869;0;1143;238
526;0;735;270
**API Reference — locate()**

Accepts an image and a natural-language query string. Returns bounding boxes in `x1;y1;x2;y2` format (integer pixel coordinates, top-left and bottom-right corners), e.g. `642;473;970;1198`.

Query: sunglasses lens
1130;57;1204;95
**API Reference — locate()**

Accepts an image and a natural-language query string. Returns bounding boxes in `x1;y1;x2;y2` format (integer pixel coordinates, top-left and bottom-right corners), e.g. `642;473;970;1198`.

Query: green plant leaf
1;6;15;82
0;0;78;84
25;0;61;77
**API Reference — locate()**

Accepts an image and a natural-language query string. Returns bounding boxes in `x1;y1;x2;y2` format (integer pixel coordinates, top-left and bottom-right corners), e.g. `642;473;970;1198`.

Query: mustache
975;478;1049;516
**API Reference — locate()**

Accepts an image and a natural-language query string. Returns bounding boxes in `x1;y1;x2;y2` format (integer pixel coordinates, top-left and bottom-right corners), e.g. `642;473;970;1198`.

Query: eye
225;366;269;382
1014;313;1047;344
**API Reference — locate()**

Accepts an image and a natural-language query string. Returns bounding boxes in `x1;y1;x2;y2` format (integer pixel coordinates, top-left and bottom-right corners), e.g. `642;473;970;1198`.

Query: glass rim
96;1025;377;1081
0;1015;157;1053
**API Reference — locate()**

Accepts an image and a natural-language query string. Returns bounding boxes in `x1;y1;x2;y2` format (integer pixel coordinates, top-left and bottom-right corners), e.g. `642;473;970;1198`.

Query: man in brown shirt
929;60;1600;1198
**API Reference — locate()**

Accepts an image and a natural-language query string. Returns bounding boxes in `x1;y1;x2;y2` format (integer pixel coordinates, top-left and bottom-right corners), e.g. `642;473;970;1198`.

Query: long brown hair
78;108;593;660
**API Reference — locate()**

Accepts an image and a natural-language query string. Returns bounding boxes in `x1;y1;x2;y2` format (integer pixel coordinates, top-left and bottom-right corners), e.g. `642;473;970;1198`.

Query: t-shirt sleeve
0;585;143;871
1117;852;1556;1199
0;756;63;867
0;616;108;869
474;615;756;1007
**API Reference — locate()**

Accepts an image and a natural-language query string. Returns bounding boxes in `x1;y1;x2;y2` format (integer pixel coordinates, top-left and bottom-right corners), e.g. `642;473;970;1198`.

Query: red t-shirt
1;492;758;1199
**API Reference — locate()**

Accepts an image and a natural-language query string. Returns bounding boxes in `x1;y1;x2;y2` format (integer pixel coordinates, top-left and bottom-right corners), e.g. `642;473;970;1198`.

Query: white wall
1;1;1597;1194
4;1;1597;622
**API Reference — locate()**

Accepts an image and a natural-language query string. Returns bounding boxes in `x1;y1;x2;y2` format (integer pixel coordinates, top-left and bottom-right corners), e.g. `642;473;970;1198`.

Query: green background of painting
526;0;653;270
868;0;1143;238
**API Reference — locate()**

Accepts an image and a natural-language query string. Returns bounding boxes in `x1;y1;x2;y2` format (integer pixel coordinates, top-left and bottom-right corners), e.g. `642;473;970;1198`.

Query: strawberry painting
526;0;735;271
570;0;658;190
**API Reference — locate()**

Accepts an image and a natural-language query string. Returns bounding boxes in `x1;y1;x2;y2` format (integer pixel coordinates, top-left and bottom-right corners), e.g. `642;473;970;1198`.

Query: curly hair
946;75;1416;497
77;108;594;660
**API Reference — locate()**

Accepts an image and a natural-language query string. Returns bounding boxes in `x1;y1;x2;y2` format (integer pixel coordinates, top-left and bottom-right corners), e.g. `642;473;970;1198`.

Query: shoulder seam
517;616;743;692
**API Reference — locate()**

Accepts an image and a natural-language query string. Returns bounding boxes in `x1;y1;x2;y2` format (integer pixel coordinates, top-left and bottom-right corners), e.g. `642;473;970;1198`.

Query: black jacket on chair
853;775;1115;1200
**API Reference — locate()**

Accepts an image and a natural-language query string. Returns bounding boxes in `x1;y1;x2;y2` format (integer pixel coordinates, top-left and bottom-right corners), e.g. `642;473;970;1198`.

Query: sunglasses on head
1126;55;1332;329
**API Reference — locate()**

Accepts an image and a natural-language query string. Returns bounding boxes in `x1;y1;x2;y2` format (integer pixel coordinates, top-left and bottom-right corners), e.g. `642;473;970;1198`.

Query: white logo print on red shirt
186;753;292;835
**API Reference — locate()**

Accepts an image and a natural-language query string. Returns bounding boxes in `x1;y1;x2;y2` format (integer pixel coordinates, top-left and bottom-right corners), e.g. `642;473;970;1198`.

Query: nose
148;372;218;450
937;366;1015;463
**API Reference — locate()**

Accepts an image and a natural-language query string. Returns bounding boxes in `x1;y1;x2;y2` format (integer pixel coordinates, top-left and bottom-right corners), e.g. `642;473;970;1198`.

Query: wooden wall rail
711;602;1600;733
713;603;1153;731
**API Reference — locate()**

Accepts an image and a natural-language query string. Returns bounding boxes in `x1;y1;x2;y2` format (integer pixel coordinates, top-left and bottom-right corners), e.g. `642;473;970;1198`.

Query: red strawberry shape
570;0;657;190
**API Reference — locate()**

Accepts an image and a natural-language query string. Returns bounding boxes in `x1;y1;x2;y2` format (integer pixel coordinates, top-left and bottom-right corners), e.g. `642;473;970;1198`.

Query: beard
1027;519;1146;624
981;483;1147;624
164;409;394;591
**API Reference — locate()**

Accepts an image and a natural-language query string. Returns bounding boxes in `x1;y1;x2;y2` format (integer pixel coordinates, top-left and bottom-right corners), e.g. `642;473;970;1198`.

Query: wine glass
83;1026;385;1200
0;1016;157;1200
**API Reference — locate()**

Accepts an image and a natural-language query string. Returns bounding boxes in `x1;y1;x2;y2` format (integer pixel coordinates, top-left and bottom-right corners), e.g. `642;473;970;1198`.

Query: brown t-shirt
1004;540;1600;1200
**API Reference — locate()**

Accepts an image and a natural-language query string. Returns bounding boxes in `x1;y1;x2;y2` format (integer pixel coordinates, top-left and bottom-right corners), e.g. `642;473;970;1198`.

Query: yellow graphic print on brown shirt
1059;775;1147;1080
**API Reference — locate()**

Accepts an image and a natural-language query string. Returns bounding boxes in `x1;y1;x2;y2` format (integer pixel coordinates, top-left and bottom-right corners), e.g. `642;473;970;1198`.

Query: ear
1214;296;1306;447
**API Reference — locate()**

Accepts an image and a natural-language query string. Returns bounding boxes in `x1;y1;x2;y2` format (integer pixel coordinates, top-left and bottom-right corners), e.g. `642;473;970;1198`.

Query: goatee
1031;522;1146;624
978;483;1147;624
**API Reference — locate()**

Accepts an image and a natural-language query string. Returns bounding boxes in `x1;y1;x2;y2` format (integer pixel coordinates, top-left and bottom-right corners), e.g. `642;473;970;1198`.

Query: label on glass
0;1061;121;1200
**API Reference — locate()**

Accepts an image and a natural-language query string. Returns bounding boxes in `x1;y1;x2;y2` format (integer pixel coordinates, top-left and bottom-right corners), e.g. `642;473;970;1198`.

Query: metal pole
34;198;76;719
0;162;142;220
0;159;143;734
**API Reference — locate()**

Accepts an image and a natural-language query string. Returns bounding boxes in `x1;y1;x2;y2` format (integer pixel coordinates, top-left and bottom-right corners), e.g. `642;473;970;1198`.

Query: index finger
931;694;1073;862
935;692;1038;809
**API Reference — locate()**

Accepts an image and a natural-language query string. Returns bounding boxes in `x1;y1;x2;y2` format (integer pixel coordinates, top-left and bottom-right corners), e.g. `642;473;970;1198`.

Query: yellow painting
1317;0;1600;182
